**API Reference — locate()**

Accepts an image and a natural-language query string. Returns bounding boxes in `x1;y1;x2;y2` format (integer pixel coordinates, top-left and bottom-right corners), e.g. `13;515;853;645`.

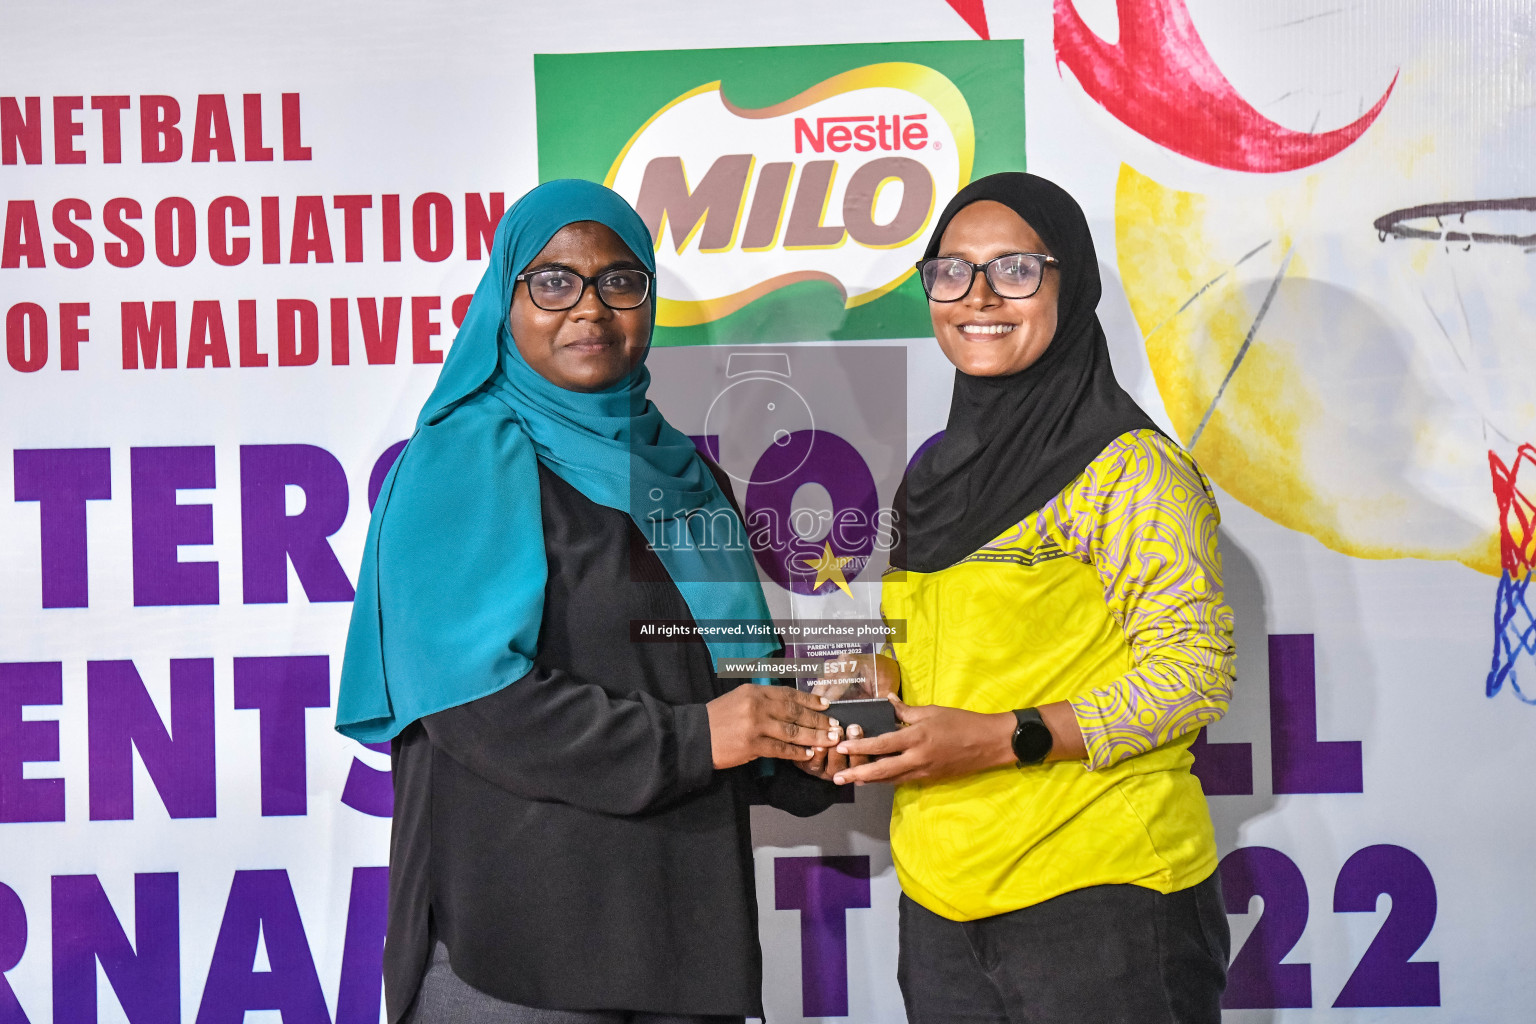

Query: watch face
1013;716;1053;764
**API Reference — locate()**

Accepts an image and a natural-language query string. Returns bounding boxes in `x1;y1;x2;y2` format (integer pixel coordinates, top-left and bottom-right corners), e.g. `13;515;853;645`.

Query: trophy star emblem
802;541;856;599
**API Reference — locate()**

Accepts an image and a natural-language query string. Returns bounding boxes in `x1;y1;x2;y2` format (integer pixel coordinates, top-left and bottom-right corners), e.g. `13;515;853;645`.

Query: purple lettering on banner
87;659;217;820
366;441;408;510
773;855;871;1017
12;449;111;609
0;882;30;1024
340;741;392;817
745;431;879;593
194;869;328;1024
1189;728;1254;796
1220;846;1311;1009
1332;845;1440;1007
51;873;179;1024
1269;634;1363;794
0;662;64;823
130;446;219;606
232;656;330;816
239;445;355;603
334;866;389;1024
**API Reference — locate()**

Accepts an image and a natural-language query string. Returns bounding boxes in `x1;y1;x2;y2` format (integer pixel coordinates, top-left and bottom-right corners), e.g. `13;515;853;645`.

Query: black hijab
890;172;1160;573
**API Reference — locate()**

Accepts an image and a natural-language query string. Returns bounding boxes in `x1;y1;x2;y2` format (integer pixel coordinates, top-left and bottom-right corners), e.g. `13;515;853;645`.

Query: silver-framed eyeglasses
514;267;654;311
916;253;1060;302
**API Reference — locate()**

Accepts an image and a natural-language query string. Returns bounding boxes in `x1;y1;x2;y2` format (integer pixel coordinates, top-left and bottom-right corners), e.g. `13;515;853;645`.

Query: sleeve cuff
1068;696;1113;772
674;702;716;794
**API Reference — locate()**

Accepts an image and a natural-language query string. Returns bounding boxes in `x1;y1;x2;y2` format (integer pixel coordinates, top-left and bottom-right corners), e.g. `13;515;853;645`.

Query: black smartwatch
1010;707;1053;765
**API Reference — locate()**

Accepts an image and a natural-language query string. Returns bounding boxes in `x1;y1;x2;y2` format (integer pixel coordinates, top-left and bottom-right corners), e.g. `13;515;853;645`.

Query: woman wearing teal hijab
337;180;839;1022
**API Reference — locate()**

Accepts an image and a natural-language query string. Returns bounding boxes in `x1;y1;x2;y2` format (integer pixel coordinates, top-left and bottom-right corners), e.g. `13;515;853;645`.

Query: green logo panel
535;40;1026;346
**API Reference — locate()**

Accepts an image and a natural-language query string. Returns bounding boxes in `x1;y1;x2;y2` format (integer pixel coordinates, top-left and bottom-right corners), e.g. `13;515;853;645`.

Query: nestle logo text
793;114;930;154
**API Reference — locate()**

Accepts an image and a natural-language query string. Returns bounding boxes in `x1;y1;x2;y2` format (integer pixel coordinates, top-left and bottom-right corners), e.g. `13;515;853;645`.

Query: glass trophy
685;345;908;736
787;550;900;736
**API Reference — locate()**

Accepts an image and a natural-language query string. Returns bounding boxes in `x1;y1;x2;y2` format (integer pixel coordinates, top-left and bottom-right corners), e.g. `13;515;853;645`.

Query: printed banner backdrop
2;2;1533;1022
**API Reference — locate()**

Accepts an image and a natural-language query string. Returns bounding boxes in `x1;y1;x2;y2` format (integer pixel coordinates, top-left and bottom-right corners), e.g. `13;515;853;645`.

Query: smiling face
508;220;652;392
929;200;1060;377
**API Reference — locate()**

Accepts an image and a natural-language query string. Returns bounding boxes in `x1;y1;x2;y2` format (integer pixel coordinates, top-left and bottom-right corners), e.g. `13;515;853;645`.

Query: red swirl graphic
1054;0;1396;172
945;0;990;39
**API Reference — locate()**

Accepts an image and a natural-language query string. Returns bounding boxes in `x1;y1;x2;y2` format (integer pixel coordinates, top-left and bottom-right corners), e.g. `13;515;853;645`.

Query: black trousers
897;872;1229;1024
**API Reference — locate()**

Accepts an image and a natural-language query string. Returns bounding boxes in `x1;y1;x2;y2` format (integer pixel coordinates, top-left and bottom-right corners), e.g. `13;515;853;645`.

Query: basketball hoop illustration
1374;198;1536;250
1378;196;1536;701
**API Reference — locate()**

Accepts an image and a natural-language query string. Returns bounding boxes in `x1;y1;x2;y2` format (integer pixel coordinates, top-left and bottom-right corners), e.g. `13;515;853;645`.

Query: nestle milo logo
604;63;974;328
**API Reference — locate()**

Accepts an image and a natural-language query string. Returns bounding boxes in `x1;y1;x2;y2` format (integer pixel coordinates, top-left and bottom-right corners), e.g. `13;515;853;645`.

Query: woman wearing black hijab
833;173;1235;1022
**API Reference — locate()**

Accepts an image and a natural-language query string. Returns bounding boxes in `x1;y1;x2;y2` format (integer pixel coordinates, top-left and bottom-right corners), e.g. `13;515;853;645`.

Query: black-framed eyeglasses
916;253;1060;302
513;267;653;311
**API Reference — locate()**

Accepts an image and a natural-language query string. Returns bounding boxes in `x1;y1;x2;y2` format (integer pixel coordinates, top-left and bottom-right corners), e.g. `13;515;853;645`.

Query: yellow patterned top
880;429;1234;921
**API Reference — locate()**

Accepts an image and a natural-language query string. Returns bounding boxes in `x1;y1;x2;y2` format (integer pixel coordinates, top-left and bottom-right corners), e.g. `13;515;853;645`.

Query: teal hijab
336;179;776;743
